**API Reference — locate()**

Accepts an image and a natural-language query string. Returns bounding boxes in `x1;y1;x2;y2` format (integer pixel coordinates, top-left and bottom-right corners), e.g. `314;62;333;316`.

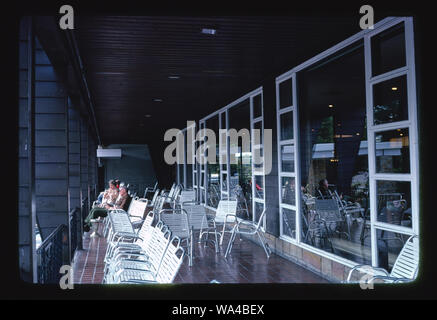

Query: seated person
98;179;119;207
84;185;130;232
316;179;333;199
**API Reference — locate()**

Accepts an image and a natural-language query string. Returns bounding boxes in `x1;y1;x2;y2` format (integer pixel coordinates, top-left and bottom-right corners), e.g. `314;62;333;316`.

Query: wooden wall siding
18;17;34;282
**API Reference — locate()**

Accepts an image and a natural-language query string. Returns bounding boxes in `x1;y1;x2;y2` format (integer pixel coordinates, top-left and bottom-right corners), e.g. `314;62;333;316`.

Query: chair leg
257;231;270;259
220;221;226;246
224;227;237;258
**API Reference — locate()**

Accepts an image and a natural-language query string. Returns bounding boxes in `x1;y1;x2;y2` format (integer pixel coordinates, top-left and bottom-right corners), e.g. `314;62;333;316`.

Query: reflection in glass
254;202;264;223
281;177;296;206
254;175;264;199
298;40;371;265
281;145;295;172
280;111;293;141
253;94;263;118
282;208;296;239
279;78;293;109
371;23;406;76
373;75;408;125
376;180;412;228
375;128;410;173
206;116;221;208
229;99;252;220
376;229;408;272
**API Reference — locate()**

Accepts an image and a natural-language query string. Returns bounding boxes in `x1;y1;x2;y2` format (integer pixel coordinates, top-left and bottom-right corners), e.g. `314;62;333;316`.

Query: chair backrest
215;200;238;223
145;222;171;272
390;235;419;280
179;190;196;204
315;199;343;222
167;183;177;198
181;202;208;231
159;209;190;239
150;189;160;206
156;236;185;283
254;208;267;231
136;211;155;246
128;198;148;221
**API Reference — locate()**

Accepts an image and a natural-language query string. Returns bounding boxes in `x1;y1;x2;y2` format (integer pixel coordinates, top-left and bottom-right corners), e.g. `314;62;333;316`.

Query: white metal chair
225;208;271;259
159;208;192;266
346;234;419;283
182;201;219;253
105;222;171;283
112;236;185;284
213;200;238;246
104;210;155;265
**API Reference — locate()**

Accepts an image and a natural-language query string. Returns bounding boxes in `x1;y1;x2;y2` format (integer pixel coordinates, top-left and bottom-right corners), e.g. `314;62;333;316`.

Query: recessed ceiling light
168;75;180;79
201;28;217;35
392;87;398;91
153;99;163;102
328;104;334;108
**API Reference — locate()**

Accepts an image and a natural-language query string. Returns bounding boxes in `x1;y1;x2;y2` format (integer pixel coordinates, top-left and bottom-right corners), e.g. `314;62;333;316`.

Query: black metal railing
69;207;82;258
36;224;69;284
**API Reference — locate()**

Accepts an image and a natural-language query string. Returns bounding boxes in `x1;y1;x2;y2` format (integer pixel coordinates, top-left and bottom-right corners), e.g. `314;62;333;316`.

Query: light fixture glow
201;28;217;35
153;99;163;102
168;75;180;79
328;104;334;108
391;87;398;91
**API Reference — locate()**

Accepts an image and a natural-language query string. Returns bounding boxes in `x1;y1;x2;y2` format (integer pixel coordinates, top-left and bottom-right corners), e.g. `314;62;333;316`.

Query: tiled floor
72;225;329;284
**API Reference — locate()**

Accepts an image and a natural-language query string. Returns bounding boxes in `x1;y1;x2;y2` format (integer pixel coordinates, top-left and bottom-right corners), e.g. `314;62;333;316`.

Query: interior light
201;28;217;35
328;104;334;108
391;87;398;91
168;75;180;79
153;99;163;102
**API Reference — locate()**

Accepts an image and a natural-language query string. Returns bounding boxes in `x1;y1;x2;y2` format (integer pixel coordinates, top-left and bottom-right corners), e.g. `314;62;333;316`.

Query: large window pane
281;177;296;206
373;75;408;125
254;202;264;223
206;116;220;208
229;99;252;220
282;208;296;239
376;229;411;272
253;94;263;118
280;145;295;172
254;175;264;199
375;128;410;173
280;111;293;141
371;23;406;76
376;180;412;228
298;40;371;265
279;78;293;109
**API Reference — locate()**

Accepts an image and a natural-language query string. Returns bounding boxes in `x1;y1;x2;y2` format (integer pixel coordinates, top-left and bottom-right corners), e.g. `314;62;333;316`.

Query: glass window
279;78;293;109
376;180;412;228
371;23;406;76
280;145;295;172
254;202;264;223
375;128;410;173
221;173;227;192
373;75;408;125
254;175;264;199
253;121;263;146
298;41;371;265
253;94;262;118
206;116;220;208
253;146;264;171
280;111;293;141
376;229;410;272
229;99;252;220
282;208;296;239
281;177;296;206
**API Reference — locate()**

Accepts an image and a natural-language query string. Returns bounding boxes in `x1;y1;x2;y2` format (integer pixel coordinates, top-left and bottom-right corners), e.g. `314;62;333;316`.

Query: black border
3;0;435;301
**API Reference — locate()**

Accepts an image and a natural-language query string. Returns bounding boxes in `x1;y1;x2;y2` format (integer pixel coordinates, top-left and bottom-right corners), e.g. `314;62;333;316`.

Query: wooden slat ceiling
74;15;361;145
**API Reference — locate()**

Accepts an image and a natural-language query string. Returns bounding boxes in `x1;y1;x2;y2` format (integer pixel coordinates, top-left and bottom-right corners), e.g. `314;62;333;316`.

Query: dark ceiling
74;15;363;145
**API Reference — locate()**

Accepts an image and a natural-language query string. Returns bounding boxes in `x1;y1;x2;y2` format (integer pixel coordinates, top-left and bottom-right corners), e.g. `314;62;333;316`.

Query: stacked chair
102;182;186;284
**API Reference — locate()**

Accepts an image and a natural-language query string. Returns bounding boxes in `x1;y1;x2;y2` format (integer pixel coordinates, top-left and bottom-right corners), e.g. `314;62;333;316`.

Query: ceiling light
328;104;334;108
168;75;180;79
391;87;398;91
153;99;163;102
201;28;217;35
